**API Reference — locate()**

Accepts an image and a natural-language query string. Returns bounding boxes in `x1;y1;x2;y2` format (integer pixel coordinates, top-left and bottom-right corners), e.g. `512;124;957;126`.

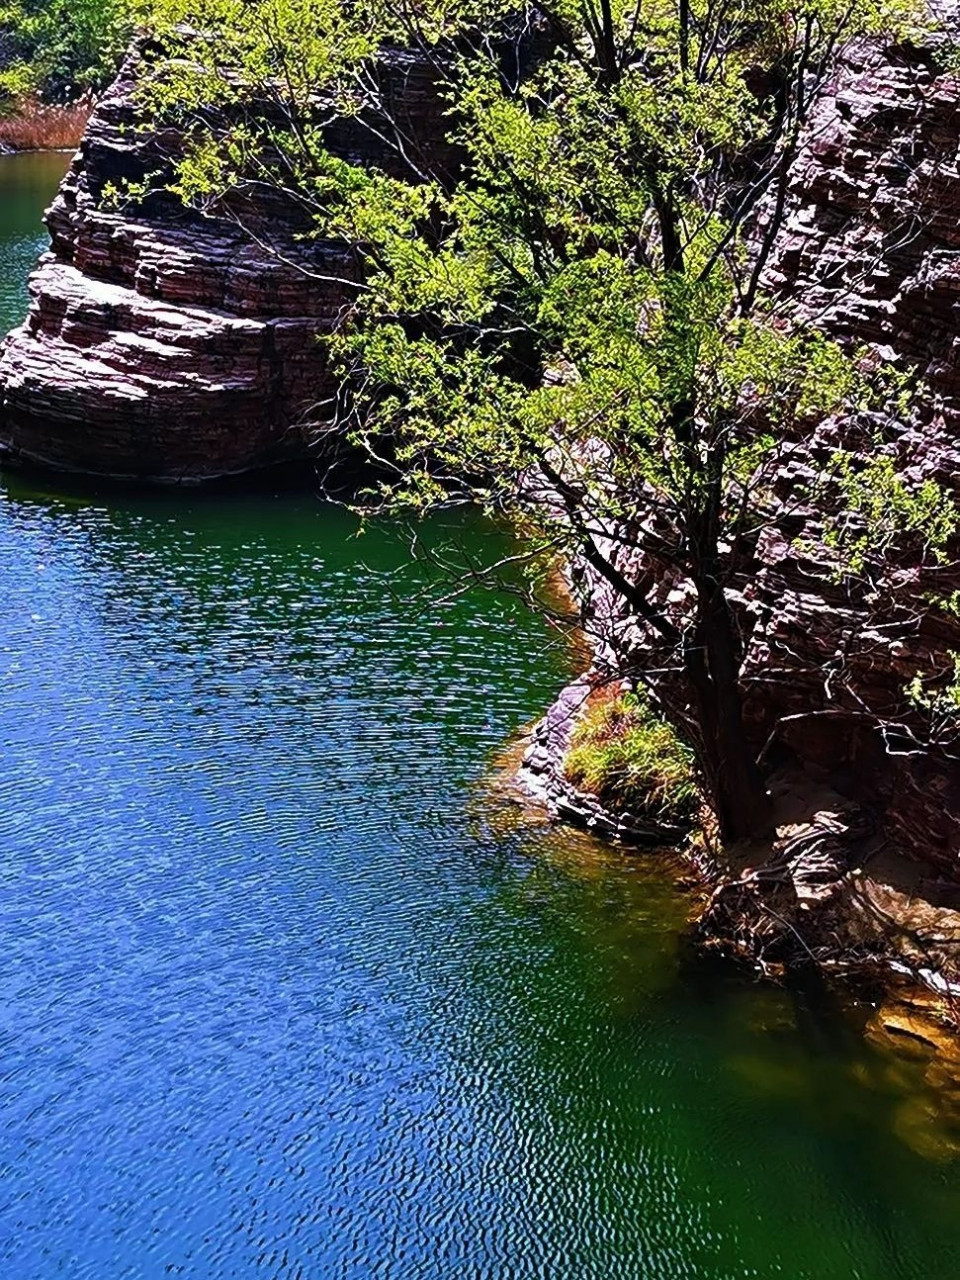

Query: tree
134;0;954;840
0;0;130;102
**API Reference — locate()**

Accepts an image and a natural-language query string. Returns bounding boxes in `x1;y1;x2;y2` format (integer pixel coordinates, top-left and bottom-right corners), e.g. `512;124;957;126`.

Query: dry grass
0;94;93;151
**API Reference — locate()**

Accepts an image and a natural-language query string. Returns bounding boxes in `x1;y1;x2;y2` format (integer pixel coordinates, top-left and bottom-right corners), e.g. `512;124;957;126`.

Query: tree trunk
685;586;773;842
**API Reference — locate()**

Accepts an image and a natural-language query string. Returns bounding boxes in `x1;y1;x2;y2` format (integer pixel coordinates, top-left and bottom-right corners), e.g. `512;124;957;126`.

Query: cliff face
740;37;960;870
0;45;450;482
525;40;960;882
764;39;960;434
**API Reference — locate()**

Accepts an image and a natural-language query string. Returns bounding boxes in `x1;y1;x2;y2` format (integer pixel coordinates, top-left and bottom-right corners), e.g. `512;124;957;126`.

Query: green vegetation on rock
565;690;697;824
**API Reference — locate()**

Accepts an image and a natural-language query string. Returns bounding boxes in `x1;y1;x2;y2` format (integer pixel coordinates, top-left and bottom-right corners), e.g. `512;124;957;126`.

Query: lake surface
2;151;960;1280
0;151;67;329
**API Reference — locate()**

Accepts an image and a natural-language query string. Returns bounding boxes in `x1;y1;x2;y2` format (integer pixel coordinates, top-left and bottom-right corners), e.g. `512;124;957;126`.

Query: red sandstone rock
763;39;960;432
0;45;440;481
525;40;960;875
753;40;960;867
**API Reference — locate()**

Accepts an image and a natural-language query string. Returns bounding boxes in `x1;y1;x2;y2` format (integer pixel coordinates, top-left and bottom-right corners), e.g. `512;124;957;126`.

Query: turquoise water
1;152;960;1280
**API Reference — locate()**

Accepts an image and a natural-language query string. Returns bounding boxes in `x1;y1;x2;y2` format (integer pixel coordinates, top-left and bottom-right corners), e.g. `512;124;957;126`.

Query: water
0;151;67;329
2;152;960;1280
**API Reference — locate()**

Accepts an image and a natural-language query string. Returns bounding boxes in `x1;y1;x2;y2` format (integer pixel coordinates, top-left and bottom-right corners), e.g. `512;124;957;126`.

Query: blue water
0;490;573;1276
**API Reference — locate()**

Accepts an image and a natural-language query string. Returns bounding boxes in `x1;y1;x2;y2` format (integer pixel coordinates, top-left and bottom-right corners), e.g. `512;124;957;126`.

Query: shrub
564;688;698;823
0;0;130;108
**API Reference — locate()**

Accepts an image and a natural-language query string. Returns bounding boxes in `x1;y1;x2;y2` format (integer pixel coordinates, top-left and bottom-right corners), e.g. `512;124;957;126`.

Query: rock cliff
747;37;960;873
517;35;960;992
0;43;450;481
744;36;960;869
764;38;960;433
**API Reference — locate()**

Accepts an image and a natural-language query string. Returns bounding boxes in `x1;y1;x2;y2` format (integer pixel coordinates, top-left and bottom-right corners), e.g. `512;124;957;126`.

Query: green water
1;152;960;1280
0;150;68;329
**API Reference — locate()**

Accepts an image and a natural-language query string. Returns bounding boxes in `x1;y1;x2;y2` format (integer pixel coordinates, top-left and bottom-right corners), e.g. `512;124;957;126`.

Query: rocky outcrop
763;37;960;432
525;36;960;871
0;44;450;482
518;37;960;1004
746;37;960;870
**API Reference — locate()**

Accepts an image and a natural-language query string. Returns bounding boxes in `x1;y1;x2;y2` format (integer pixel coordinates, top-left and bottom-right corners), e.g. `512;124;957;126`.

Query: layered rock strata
763;38;960;433
520;37;960;989
737;36;960;870
0;45;450;481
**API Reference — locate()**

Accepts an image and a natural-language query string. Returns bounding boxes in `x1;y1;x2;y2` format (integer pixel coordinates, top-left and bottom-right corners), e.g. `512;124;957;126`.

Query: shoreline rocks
517;676;960;1017
519;675;692;847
